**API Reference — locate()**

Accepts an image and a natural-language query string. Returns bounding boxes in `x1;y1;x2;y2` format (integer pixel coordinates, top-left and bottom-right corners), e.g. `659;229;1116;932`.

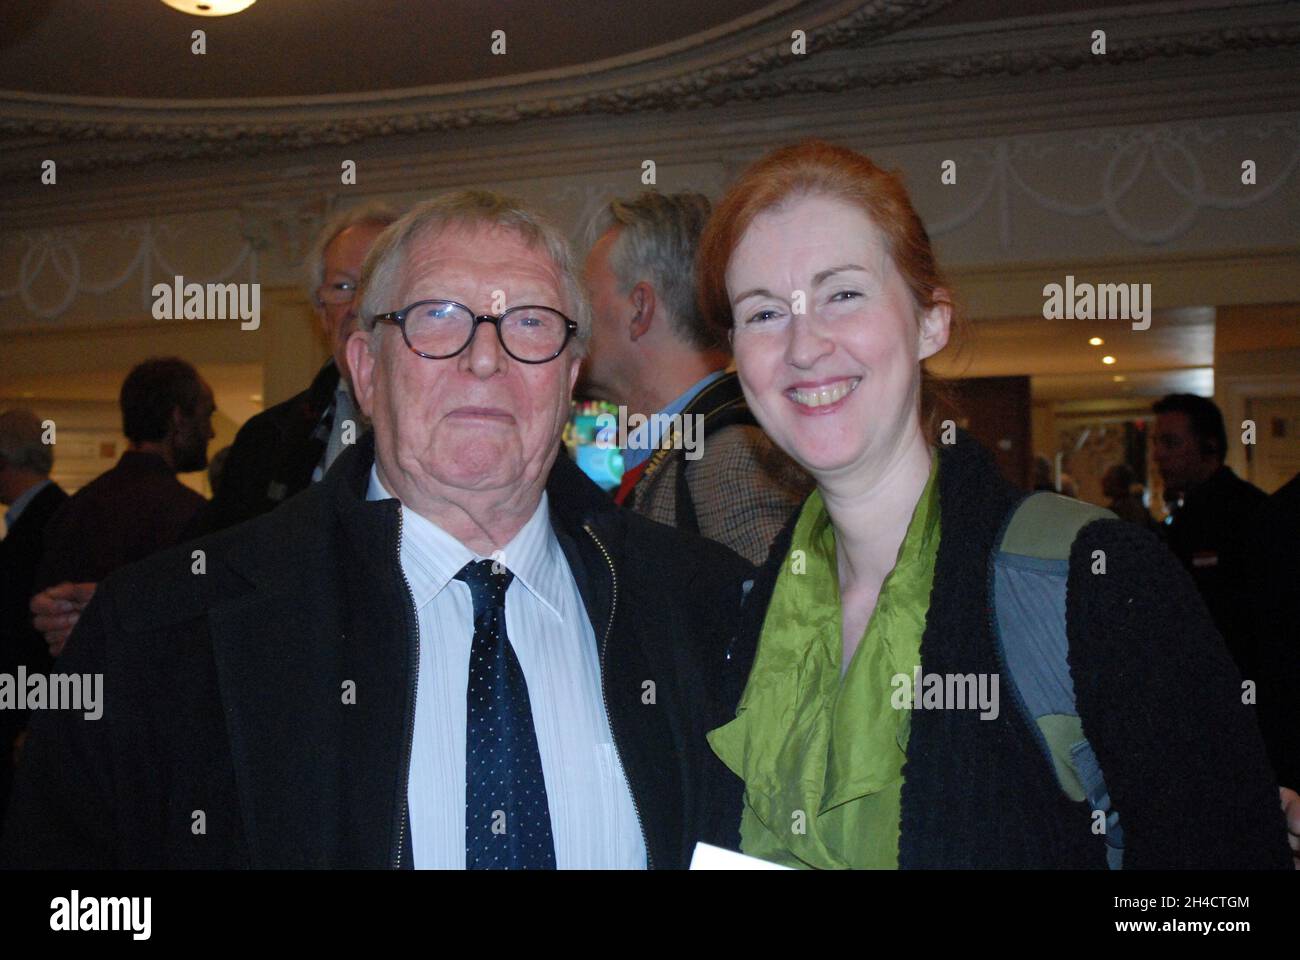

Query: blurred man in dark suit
33;358;214;656
1152;393;1265;672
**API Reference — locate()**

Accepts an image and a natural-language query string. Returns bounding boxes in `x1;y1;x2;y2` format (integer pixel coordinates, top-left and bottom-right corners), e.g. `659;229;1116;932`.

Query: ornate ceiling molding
6;116;1297;326
4;0;1298;184
0;1;946;171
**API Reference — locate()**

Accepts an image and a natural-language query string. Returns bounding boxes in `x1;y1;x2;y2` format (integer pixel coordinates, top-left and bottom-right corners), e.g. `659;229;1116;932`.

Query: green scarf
708;454;941;868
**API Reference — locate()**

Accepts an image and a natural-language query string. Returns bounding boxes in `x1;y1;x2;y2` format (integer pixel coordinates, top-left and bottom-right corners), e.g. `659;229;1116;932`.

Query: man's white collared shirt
367;466;645;869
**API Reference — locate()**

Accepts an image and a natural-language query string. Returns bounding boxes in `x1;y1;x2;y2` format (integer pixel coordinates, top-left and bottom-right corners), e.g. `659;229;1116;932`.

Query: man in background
1152;392;1266;673
208;203;398;529
581;191;809;565
33;358;214;656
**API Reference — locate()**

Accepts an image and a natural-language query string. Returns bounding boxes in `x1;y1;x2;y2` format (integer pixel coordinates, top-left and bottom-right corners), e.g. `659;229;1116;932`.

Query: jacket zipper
393;506;419;869
582;521;653;869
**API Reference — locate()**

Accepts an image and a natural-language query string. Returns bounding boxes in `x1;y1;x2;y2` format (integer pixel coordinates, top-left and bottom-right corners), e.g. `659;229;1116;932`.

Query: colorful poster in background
566;400;624;491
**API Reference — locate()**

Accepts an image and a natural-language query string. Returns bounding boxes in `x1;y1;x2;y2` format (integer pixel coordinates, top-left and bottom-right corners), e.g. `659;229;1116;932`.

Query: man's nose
462;317;507;374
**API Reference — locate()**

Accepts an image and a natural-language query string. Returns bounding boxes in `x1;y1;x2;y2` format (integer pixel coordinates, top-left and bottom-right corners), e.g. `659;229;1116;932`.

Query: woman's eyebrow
732;263;870;303
811;263;869;285
732;286;775;304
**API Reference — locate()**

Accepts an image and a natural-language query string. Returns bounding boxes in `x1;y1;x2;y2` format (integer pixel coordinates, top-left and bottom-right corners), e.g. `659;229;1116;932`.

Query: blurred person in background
1102;462;1153;529
580;190;809;565
0;408;68;822
32;358;213;658
1152;392;1265;673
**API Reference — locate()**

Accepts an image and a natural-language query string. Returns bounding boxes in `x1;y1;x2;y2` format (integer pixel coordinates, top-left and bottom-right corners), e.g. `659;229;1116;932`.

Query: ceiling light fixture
161;0;257;16
1102;355;1117;365
1089;337;1104;346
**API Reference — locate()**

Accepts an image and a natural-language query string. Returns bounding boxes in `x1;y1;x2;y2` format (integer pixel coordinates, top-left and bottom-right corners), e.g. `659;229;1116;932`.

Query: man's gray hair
305;202;401;304
356;190;590;355
0;408;53;476
585;191;718;352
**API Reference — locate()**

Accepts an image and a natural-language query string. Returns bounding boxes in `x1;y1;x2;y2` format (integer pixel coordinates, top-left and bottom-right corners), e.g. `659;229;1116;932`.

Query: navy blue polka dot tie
456;559;556;869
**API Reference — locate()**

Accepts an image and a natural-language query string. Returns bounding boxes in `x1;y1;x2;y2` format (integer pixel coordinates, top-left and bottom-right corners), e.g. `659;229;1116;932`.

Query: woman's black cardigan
706;429;1291;868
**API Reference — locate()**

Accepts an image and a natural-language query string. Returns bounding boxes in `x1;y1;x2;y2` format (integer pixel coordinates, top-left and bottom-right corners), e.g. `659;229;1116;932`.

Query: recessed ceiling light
1089;337;1104;346
160;0;257;16
1102;355;1116;365
249;394;263;402
1112;375;1126;382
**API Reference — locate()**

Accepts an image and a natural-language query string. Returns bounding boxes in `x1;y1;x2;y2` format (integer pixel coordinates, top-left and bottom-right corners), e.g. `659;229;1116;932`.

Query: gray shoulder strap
994;492;1124;868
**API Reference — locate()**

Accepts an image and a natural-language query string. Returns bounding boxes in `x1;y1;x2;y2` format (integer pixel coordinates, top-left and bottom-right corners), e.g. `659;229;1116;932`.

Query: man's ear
567;351;581;396
629;282;655;342
917;291;952;362
347;329;378;418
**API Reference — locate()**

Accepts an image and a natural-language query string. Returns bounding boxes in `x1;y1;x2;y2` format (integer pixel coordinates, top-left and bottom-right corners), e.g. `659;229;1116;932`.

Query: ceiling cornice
4;0;1297;185
0;0;948;175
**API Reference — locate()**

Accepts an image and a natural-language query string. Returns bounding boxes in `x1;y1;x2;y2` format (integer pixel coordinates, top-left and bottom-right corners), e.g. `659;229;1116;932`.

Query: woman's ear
918;290;952;362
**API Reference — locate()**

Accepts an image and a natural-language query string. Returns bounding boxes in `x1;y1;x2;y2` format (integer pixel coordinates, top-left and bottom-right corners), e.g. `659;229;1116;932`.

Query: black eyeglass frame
372;299;578;364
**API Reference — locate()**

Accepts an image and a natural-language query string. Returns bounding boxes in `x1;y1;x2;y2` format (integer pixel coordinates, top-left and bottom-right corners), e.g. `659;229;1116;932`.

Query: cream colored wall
1213;304;1300;492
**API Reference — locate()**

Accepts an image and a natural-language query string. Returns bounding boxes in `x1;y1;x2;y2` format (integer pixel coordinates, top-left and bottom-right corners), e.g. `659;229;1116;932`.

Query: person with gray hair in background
2;189;751;870
208;201;401;529
0;409;68;822
581;191;810;565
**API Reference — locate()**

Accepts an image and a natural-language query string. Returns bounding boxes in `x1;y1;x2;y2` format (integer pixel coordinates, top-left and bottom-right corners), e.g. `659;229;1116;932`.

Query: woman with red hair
700;140;1293;869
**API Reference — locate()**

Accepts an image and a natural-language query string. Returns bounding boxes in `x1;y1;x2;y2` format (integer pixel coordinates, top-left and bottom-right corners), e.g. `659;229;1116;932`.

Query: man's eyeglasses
316;281;357;306
373;299;578;364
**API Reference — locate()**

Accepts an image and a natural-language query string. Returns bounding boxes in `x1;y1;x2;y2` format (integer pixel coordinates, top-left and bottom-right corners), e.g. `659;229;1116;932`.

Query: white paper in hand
689;842;791;870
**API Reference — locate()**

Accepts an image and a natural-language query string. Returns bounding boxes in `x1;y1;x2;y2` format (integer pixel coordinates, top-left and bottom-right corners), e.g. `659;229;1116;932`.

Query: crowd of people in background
0;142;1296;867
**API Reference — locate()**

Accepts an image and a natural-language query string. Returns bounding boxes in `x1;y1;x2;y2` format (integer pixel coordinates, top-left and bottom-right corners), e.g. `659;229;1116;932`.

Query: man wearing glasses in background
208;203;400;529
2;191;751;869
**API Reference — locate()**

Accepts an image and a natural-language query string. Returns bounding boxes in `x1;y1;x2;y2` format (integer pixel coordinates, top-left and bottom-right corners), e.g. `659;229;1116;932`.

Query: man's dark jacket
35;452;206;591
1;481;68;684
1;430;753;869
1237;472;1300;790
0;481;68;815
1162;464;1266;673
708;429;1290;868
206;360;339;533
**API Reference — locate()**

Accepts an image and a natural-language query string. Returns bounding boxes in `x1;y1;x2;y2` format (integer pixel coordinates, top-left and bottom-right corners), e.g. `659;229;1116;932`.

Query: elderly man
1;191;751;870
581;192;810;565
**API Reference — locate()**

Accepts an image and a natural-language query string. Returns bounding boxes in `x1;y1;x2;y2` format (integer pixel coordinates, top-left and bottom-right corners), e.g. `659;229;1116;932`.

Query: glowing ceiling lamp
161;0;257;16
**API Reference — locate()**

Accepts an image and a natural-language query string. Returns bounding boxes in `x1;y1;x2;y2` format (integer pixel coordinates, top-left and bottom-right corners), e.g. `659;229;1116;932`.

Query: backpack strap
992;491;1125;868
